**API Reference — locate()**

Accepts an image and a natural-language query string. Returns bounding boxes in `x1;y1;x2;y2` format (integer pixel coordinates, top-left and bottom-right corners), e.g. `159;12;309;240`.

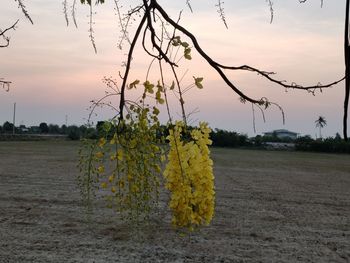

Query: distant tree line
1;120;349;153
210;129;250;147
295;134;350;154
0;121;96;140
209;129;350;154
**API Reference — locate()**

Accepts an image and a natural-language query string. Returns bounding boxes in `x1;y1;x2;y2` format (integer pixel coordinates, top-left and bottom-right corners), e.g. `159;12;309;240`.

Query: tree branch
144;0;176;66
14;0;33;24
153;0;269;105
0;80;11;92
154;0;344;101
118;12;147;120
219;64;345;93
0;20;19;48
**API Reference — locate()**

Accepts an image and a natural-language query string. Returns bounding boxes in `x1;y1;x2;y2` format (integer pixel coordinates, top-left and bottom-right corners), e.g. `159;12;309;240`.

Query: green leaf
144;81;154;94
181;42;189;48
157;81;164;92
184;48;192;60
184;53;192;60
170;81;175;90
172;36;181;47
153;107;160;115
194;77;204;89
129;80;140;89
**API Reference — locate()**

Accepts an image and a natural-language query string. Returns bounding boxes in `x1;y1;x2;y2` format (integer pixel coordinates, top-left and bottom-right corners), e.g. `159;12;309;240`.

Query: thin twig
0;20;19;48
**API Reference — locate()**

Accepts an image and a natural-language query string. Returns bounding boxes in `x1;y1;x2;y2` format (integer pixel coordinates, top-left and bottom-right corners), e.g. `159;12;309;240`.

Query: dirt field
0;141;349;262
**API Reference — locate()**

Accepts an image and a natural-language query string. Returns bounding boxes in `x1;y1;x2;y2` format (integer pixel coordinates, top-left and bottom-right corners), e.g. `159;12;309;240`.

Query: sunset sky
0;0;346;137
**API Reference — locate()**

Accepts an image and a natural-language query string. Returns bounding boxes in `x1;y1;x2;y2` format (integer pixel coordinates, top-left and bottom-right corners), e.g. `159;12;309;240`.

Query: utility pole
12;102;16;135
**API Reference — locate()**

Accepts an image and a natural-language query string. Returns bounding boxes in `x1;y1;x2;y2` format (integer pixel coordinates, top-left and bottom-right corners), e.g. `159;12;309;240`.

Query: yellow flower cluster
164;121;215;230
93;106;163;224
78;78;217;230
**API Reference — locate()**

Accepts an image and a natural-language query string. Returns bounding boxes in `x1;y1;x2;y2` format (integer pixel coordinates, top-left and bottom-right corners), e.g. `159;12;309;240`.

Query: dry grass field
0;141;349;262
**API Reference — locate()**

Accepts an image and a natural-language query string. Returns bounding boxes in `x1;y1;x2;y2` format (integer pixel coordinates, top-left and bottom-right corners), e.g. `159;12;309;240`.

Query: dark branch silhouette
1;20;19;92
0;20;19;48
72;0;349;139
0;79;11;92
2;1;33;92
116;1;344;107
14;0;33;24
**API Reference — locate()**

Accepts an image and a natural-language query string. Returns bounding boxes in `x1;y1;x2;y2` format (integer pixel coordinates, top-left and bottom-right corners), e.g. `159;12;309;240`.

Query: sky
0;0;347;138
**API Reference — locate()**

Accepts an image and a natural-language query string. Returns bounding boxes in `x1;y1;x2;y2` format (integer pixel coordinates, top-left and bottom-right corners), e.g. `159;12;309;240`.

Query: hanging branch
186;0;193;13
14;0;33;24
0;20;19;48
118;13;148;119
2;1;33;92
152;0;344;104
143;0;176;66
215;0;228;28
1;20;19;92
88;4;97;53
114;0;132;49
0;79;11;92
72;0;78;28
266;0;274;23
63;0;69;26
252;103;257;133
219;64;345;94
75;0;347;136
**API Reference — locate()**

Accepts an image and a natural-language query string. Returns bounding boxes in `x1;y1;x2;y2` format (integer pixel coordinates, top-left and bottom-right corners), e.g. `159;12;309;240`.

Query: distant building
29;126;40;134
19;126;29;133
263;129;298;140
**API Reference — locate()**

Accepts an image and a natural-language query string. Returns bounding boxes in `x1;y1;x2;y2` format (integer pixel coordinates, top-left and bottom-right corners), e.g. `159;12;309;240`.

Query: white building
263;129;298;140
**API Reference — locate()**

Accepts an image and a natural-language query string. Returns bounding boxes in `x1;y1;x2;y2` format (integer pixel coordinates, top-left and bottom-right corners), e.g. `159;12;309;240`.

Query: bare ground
0;141;349;262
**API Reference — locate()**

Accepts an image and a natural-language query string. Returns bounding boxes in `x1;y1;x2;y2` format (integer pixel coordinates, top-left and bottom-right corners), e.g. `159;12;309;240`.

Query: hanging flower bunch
164;121;215;230
78;81;165;224
95;107;163;224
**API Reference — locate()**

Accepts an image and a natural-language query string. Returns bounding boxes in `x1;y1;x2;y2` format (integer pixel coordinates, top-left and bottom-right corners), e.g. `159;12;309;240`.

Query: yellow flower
97;165;105;173
98;138;106;147
108;175;114;182
155;164;161;173
117;149;123;161
101;182;107;189
131;184;139;193
95;151;104;159
119;179;125;189
127;173;133;181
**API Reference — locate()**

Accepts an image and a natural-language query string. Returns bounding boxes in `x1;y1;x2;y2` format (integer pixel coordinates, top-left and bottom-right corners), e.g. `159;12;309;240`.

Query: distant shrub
295;136;350;154
210;129;249;147
67;126;81;140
